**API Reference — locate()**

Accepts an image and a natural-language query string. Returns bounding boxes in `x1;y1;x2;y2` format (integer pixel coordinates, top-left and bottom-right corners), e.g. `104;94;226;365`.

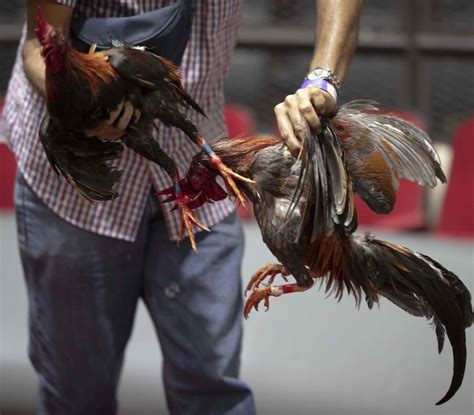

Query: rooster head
157;157;228;211
35;7;67;73
185;158;228;208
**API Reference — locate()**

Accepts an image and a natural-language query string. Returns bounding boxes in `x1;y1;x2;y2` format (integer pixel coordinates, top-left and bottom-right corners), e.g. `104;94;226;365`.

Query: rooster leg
197;137;255;205
150;103;255;204
244;280;314;319
123;129;209;251
245;263;290;295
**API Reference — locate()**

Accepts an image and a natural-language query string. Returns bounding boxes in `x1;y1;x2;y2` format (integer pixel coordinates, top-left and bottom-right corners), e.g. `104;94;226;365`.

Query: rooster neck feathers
35;11;67;73
36;7;120;119
211;136;281;177
66;49;119;97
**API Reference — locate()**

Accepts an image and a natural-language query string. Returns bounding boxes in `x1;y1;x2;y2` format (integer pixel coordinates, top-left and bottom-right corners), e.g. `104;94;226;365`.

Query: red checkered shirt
3;0;241;241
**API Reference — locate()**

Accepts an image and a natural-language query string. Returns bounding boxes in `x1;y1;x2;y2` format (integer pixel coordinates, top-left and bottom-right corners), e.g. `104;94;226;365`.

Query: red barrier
225;104;256;138
0;97;17;209
437;118;474;238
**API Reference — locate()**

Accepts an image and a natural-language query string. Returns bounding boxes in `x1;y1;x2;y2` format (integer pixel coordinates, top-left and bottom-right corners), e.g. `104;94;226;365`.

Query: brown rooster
172;100;473;405
35;8;252;249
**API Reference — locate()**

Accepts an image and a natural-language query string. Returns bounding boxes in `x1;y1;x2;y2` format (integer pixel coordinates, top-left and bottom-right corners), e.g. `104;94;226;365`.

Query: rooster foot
177;201;210;252
245;263;290;295
243;280;315;319
157;186;210;252
209;154;255;205
244;287;281;319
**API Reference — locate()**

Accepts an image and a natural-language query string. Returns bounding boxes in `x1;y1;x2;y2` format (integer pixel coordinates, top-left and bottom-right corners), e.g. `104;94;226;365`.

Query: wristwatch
305;67;342;92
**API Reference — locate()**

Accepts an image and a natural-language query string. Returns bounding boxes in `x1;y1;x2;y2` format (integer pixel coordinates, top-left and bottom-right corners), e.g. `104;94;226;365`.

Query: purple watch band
300;78;338;103
300;78;327;89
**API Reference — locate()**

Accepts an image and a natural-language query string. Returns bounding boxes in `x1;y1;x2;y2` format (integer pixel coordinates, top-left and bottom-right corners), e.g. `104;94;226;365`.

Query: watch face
308;68;326;80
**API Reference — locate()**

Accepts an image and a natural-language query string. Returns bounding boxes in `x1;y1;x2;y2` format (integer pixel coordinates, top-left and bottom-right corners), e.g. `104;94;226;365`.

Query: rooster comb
35;6;53;45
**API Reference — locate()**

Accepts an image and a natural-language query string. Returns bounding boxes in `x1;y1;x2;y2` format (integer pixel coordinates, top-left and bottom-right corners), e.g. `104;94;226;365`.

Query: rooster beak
35;6;52;45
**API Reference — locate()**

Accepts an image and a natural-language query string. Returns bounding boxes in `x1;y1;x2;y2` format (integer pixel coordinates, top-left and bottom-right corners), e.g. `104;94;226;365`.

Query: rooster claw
245;263;289;296
177;203;210;252
156;186;209;251
210;156;255;206
244;287;280;319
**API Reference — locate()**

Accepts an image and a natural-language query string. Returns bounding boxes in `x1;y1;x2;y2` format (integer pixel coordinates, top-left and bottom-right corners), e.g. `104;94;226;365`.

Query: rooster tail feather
308;231;472;404
180;89;207;117
39;115;123;202
344;234;472;405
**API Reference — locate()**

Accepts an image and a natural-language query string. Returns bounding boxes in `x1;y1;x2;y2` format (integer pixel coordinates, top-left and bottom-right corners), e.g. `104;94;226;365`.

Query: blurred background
1;1;473;414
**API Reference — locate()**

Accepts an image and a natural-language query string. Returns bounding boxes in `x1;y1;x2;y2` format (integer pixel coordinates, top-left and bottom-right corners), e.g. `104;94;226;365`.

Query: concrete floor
1;213;473;415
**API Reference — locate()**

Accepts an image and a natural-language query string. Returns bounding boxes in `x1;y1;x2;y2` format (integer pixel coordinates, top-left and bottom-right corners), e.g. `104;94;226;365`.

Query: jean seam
17;175;29;250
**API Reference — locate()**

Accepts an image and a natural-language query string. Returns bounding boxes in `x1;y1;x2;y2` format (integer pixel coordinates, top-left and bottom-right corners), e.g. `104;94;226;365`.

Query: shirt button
164;282;181;299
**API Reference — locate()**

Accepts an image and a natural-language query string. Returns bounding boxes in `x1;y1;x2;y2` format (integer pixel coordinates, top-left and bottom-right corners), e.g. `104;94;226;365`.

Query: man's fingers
84;100;124;138
115;101;134;132
96;126;122;141
307;86;336;115
274;85;338;154
85;123;109;138
295;89;322;133
85;100;136;141
275;105;301;155
104;99;125;126
298;102;321;133
287;107;309;142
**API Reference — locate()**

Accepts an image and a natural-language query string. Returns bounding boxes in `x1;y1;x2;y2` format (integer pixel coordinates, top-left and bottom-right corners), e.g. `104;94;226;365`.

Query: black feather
39;115;123;201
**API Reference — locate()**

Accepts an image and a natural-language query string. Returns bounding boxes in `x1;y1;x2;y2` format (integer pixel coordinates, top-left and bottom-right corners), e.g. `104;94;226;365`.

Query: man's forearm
310;0;363;81
23;39;47;96
274;0;363;154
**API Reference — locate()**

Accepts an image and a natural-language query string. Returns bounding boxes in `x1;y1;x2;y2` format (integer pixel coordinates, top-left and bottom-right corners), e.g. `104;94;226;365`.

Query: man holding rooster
3;0;362;413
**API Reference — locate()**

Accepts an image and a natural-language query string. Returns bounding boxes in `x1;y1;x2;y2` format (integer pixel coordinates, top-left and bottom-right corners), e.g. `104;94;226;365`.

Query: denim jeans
14;174;255;415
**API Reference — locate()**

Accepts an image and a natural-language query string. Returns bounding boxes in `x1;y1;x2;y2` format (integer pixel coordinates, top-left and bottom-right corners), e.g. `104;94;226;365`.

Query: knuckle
295;88;307;98
312;94;325;108
284;95;295;105
274;103;284;113
299;103;313;113
307;85;321;95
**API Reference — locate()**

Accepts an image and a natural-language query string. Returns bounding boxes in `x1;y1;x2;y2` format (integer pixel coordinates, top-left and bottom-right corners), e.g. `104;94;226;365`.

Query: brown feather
211;136;281;176
357;150;397;208
70;48;119;99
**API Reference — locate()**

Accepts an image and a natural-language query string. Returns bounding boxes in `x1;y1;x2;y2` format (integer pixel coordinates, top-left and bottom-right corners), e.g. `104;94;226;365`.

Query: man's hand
274;86;335;155
275;0;362;155
84;99;140;141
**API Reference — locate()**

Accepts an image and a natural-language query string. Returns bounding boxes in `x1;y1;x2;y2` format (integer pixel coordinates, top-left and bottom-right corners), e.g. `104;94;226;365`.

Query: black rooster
174;100;473;405
35;8;252;249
